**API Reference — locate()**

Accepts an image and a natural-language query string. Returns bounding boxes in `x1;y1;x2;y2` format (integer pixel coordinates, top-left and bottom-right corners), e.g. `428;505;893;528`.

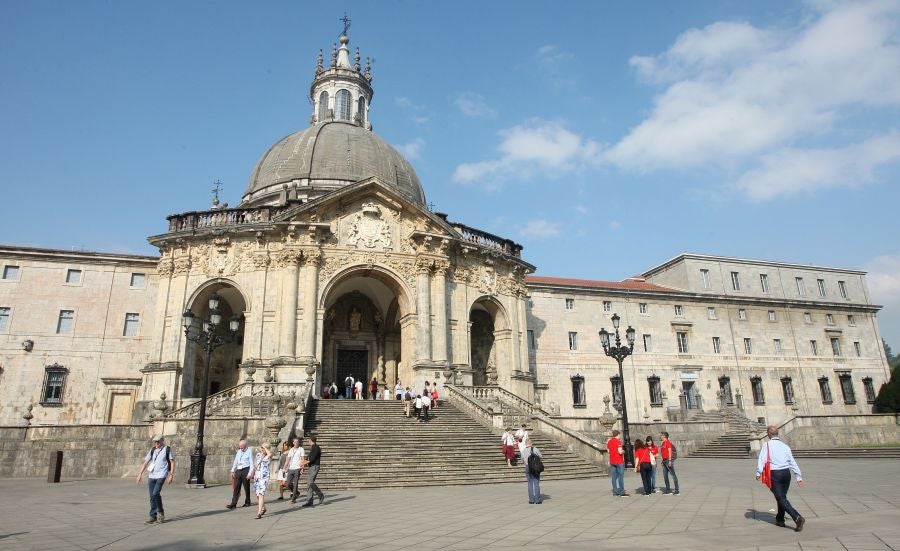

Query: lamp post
599;313;636;468
182;294;241;487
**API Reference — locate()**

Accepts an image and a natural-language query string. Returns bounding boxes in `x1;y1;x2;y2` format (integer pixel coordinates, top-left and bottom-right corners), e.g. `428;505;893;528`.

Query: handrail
166;382;310;419
449;222;522;258
166;205;291;233
444;384;503;431
459;385;536;416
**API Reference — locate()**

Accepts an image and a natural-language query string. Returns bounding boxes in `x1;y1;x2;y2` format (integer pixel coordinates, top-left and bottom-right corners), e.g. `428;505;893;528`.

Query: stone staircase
689;432;752;458
301;399;601;489
791;447;900;459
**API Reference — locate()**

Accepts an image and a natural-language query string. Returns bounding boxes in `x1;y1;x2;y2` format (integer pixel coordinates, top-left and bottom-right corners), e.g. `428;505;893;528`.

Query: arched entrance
182;282;246;398
320;267;412;397
469;298;509;386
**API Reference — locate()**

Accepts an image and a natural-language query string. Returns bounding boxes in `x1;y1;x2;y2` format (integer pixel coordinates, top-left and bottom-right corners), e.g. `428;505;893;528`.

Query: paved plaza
0;458;898;551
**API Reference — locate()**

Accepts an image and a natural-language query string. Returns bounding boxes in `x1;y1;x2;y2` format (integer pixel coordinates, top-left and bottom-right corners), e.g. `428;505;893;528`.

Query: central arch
319;266;413;397
469;296;510;387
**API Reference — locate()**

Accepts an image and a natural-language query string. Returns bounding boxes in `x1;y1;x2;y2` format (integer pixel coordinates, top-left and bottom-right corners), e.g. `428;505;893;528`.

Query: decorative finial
211;180;223;208
354;47;361;72
331;43;337;67
364;56;372;81
315;49;323;74
340;12;351;37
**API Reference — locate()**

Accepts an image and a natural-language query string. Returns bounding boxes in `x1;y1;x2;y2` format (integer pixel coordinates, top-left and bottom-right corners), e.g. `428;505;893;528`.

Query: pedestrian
253;442;272;519
354;378;363;400
227;439;254;509
502;427;516;467
522;437;543;504
424;380;431;398
285;437;305;503
421;392;431;421
322;383;330;399
515;423;528;443
414;394;423;420
344;375;354;399
276;441;290;500
135;434;174;524
395;382;403;401
301;435;325;507
660;431;679;495
645;435;660;493
431;386;439;409
404;388;413;417
634;439;653;496
756;425;806;531
329;381;338;399
607;429;627;497
369;377;378;400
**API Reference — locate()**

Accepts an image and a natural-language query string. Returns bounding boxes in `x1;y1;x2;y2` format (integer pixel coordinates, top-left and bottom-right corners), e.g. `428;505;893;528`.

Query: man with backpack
660;431;680;495
344;375;354;399
136;434;175;524
522;437;543;504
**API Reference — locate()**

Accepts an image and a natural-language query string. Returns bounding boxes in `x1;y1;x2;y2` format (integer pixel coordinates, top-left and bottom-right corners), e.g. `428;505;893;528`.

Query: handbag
649;450;656;466
760;443;773;489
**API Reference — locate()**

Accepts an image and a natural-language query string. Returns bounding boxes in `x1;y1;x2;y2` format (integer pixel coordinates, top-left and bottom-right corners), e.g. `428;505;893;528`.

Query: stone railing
450;222;522;258
444;384;505;431
166;382;310;419
461;385;535;417
749;413;900;452
166;205;288;233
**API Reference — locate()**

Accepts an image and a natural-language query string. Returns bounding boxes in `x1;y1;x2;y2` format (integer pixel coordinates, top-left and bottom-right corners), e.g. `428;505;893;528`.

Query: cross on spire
340;13;351;36
211;180;223;207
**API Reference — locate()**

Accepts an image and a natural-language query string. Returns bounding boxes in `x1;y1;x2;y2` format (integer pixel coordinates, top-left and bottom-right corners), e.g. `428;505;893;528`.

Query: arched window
357;96;366;125
336;89;351;120
318;91;329;122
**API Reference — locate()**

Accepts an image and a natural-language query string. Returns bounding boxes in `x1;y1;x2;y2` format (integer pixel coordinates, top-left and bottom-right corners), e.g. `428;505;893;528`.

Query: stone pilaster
299;248;322;361
416;256;432;363
432;260;450;365
275;248;302;359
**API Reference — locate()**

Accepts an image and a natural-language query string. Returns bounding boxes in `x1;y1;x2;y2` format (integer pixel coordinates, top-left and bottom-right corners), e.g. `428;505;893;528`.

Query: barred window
648;376;663;406
41;364;68;406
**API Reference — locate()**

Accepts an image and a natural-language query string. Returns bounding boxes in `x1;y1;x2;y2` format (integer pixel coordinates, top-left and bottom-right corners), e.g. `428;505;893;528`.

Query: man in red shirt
660;431;680;495
607;430;627;497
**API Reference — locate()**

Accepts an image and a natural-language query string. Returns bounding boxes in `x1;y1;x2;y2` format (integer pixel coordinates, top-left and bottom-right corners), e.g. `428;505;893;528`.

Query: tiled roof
524;275;675;292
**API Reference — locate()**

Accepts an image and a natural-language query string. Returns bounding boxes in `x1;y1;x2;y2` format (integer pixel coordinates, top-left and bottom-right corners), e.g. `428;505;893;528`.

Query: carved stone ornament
173;256;191;275
347;202;392;249
272;248;302;268
157;258;174;276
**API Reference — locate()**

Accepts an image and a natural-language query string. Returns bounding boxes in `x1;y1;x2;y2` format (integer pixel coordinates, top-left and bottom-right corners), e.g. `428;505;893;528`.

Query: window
610;375;623;410
527;330;536;351
862;377;876;404
642;334;652;353
730;271;741;291
744;337;753;355
603;300;612;312
818;377;833;404
639;303;648;314
854;341;862;357
781;377;795;404
817;278;827;297
712;336;721;354
774;338;783;354
56;310;75;334
676;332;689;353
796;277;806;296
674;304;683;317
751;376;765;405
65;269;82;284
571;375;586;407
839;373;856;404
848;315;856;326
830;337;841;356
768;310;776;322
826;313;835;325
40;364;68;406
335;89;352;120
804;312;812;323
318;91;329;121
130;273;146;288
838;280;849;299
759;273;770;293
810;340;818;355
565;298;574;311
2;265;20;280
123;313;140;337
700;269;711;289
738;308;747;320
0;307;9;332
718;376;734;405
707;307;717;320
357;96;367;125
648;376;663;406
568;331;578;351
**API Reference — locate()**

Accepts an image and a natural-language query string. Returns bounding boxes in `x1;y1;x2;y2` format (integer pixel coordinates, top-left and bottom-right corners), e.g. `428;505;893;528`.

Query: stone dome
241;121;425;207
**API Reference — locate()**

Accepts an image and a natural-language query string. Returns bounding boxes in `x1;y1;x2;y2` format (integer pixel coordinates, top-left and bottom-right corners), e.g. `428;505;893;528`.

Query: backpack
668;442;678;460
527;449;544;476
149;445;171;471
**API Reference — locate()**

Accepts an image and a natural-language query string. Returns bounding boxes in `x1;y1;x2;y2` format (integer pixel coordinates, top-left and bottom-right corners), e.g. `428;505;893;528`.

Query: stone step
792;448;900;458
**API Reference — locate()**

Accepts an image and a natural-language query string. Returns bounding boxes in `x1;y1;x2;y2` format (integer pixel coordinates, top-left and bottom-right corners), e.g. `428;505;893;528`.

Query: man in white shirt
395;382;403;401
414;394;423;420
227;439;254;509
344;375;354;399
285;437;306;503
421;393;432;421
136;435;174;524
756;426;806;531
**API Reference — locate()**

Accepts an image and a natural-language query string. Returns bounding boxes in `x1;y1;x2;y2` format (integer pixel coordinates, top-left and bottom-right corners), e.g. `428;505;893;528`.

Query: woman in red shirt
633;439;653;496
645;436;660;494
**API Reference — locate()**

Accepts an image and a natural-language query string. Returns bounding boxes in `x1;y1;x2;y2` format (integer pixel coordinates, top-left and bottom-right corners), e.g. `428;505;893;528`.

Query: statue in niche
325;308;336;330
349;307;362;332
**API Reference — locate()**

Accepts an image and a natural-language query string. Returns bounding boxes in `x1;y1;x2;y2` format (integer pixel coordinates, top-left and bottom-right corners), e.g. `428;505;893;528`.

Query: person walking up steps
660;432;679;495
354;378;363;400
344;374;354;399
756;425;806;531
136;434;174;525
301;436;325;507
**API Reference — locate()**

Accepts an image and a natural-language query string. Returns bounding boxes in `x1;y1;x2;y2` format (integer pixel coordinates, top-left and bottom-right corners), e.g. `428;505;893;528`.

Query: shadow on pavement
744;509;776;523
0;532;29;540
267;494;356;516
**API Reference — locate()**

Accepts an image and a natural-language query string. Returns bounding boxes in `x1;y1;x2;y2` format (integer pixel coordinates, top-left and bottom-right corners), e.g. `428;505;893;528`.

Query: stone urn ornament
22;403;34;426
263;368;274;383
305;363;318;383
264;401;287;448
151;392;170;420
599;395;617;436
244;364;257;383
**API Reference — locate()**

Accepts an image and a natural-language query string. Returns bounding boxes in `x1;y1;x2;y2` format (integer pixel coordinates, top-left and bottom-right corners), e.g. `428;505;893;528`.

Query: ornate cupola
310;20;373;129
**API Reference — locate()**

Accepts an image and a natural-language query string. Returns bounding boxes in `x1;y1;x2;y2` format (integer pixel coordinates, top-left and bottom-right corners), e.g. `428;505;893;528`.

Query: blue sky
2;1;899;348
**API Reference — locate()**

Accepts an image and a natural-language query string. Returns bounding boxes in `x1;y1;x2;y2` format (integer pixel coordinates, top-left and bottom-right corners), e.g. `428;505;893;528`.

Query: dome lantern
310;21;373;130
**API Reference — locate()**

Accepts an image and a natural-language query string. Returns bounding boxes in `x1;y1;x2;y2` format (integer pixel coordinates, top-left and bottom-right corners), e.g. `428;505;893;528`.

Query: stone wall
756;414;900;450
554;416;730;457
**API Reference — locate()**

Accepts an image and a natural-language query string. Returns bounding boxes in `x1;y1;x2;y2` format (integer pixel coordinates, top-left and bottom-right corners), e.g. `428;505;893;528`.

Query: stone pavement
0;458;898;551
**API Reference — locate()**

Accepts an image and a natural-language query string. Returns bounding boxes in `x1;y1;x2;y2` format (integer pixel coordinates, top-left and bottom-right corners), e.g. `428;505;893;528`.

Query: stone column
416;257;432;363
277;248;302;358
432;260;450;365
299;249;322;360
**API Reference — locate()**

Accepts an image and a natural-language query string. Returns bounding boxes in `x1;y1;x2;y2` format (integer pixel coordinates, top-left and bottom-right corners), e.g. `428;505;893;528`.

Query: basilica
0;32;891;434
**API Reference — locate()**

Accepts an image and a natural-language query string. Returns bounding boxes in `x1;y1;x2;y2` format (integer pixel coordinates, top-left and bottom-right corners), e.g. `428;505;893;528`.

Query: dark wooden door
336;349;368;396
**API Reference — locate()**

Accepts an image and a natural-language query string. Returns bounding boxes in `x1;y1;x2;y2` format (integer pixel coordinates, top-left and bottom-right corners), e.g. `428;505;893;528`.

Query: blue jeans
345;386;352;399
662;459;679;493
610;463;625;495
526;466;541;503
148;477;165;520
649;463;657;491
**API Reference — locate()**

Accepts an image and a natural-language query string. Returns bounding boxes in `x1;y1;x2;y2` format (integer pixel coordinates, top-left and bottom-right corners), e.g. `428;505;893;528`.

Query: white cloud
865;253;900;347
455;92;497;118
519;219;561;239
605;1;900;199
534;45;579;90
394;96;430;125
396;138;425;160
453;119;601;185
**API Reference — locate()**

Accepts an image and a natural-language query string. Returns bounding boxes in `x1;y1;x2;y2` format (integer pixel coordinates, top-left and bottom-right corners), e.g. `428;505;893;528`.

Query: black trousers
231;467;251;506
770;468;800;523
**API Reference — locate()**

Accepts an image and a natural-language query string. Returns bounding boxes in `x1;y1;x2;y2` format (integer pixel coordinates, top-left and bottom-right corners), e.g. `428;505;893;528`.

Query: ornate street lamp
599;313;637;467
182;293;242;487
